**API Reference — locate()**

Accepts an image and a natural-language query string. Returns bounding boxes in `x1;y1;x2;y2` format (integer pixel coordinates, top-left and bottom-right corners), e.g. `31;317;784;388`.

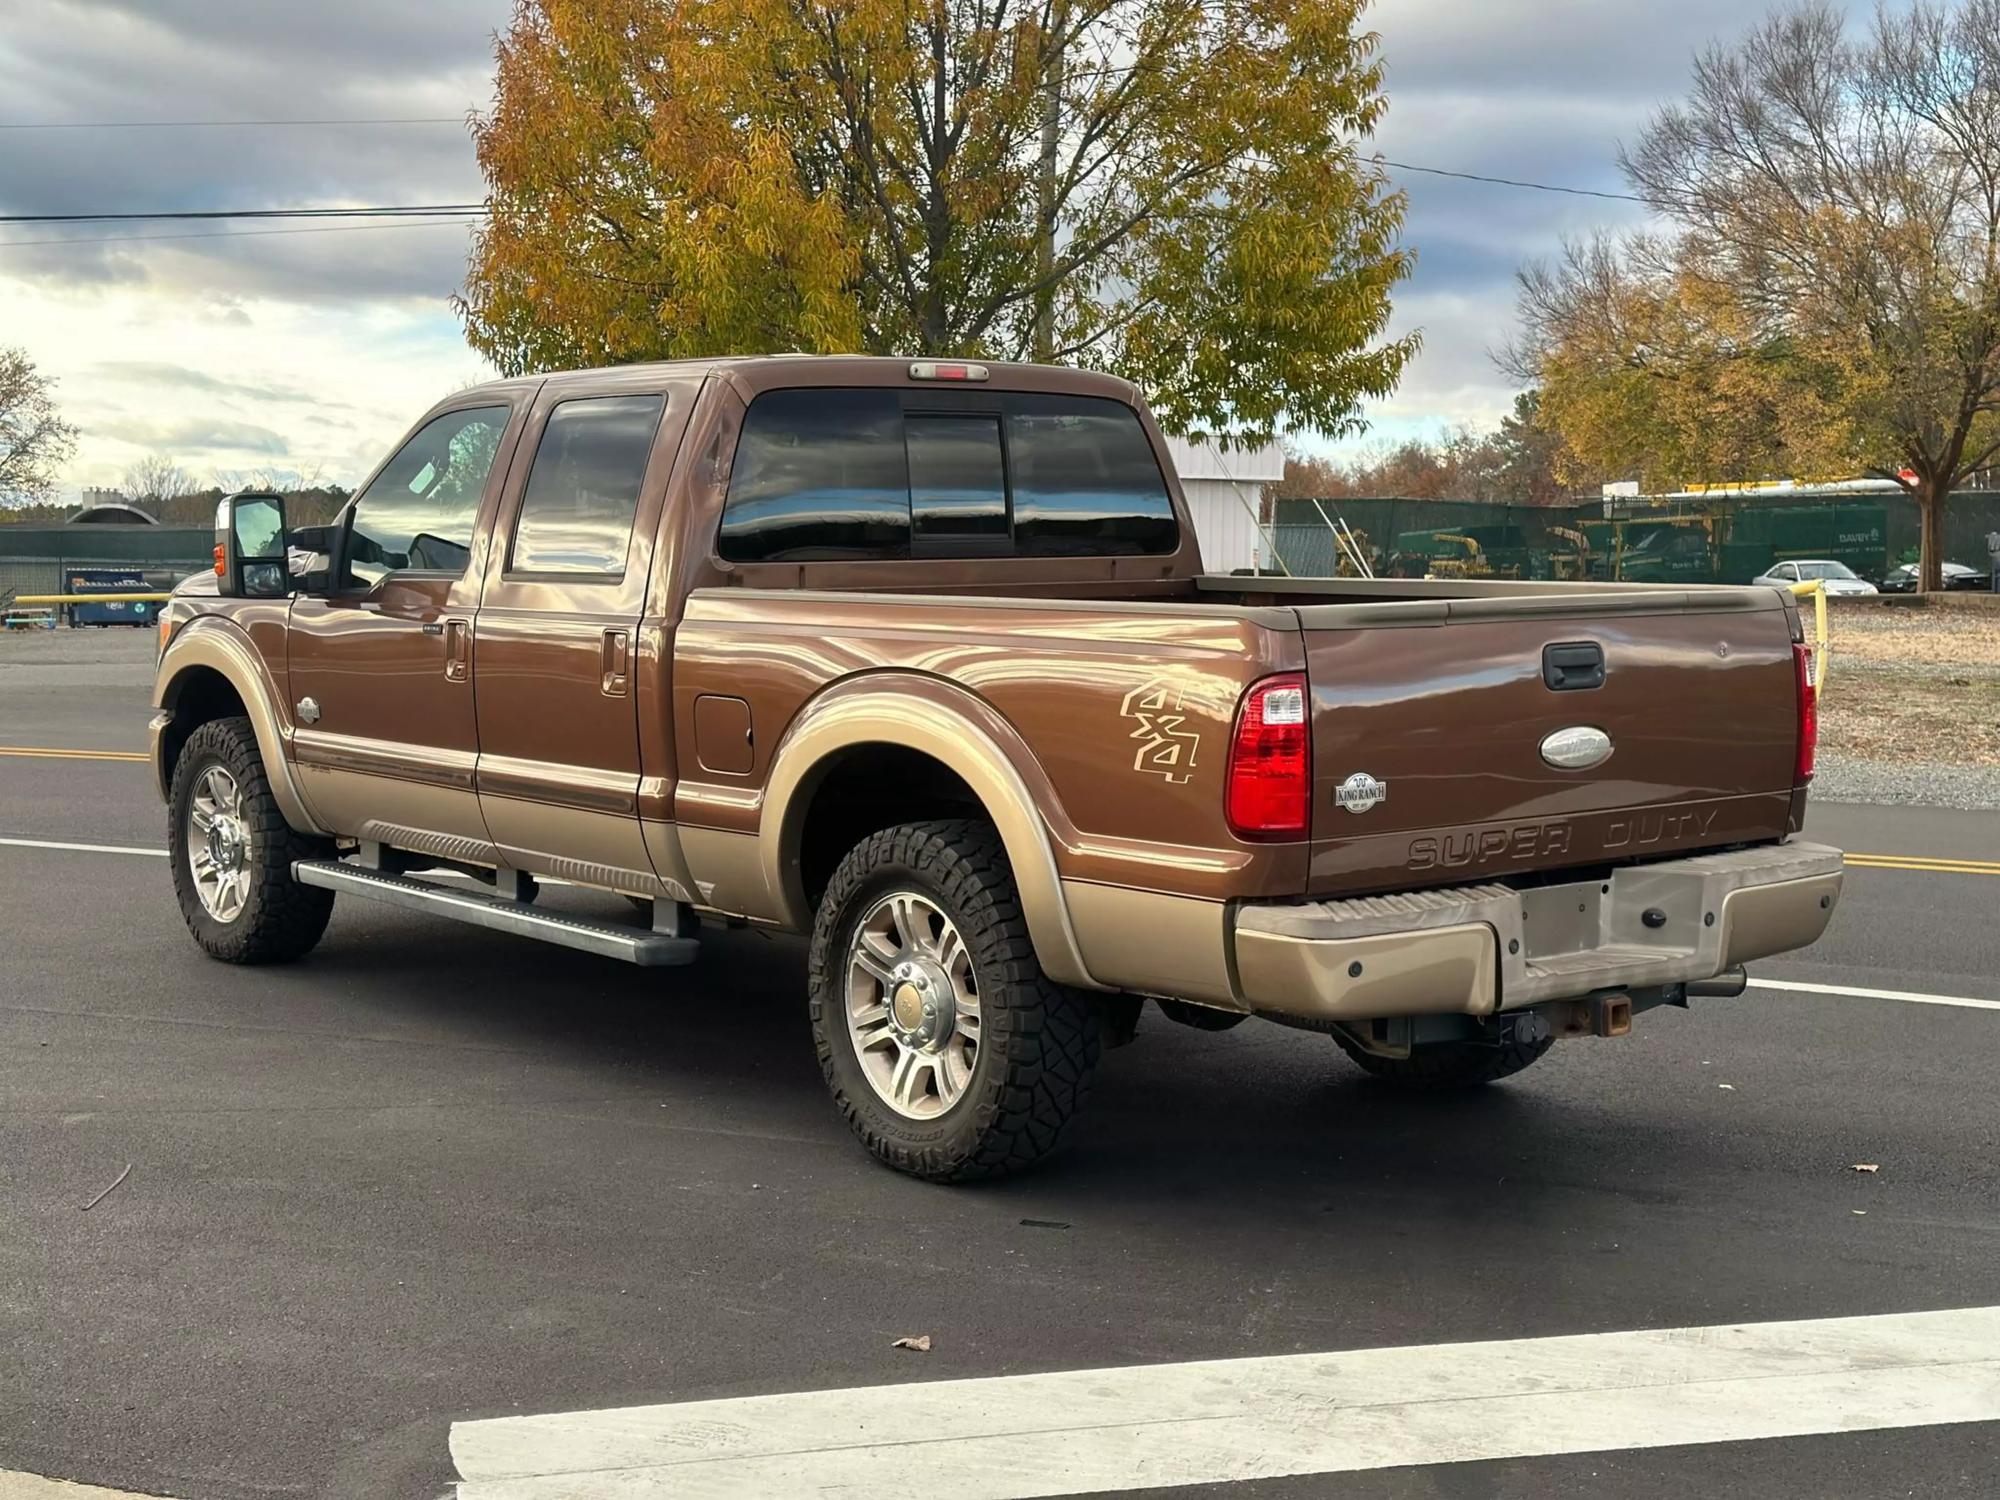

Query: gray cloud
0;0;503;304
94;414;293;455
86;360;330;404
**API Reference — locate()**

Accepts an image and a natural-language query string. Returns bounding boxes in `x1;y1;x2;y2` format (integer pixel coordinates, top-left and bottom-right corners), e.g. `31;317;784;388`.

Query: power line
0;116;467;131
0;216;485;251
0;203;488;225
1379;159;1651;206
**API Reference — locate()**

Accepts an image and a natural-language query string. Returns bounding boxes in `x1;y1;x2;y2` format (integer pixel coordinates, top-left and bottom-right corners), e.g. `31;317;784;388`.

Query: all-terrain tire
168;715;335;964
1336;1019;1553;1089
808;819;1102;1182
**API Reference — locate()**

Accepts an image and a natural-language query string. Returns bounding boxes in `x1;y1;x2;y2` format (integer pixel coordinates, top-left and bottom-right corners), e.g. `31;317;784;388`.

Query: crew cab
151;357;1843;1180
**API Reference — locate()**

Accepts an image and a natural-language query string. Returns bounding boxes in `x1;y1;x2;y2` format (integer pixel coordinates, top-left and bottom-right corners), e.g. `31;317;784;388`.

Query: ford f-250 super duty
151;356;1843;1181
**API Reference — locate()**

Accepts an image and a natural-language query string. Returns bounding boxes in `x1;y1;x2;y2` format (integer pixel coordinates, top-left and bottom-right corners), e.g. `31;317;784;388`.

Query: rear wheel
168;716;334;964
1336;1016;1552;1089
808;819;1101;1182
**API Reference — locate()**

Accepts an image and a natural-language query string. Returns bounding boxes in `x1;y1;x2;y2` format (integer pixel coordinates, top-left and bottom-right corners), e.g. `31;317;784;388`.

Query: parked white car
1750;559;1879;595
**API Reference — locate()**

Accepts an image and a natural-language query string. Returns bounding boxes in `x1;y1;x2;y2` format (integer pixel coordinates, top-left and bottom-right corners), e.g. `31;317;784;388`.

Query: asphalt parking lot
3;629;1998;1500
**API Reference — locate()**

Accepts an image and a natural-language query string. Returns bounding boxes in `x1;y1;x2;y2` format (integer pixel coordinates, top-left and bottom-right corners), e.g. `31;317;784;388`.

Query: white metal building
1161;434;1287;572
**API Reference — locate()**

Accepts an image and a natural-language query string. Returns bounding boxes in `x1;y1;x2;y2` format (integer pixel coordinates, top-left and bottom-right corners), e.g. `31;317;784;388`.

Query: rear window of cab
717;389;1178;562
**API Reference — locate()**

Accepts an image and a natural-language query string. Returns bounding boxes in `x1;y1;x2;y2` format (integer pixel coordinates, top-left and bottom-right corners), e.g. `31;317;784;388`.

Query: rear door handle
1542;640;1605;691
601;628;630;698
443;618;471;682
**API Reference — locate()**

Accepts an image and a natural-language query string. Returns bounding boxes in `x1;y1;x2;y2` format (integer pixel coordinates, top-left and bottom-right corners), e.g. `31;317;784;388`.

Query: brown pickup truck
151;356;1843;1180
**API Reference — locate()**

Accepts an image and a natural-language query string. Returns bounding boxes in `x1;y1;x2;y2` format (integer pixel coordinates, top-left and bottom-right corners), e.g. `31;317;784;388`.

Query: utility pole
1032;10;1064;362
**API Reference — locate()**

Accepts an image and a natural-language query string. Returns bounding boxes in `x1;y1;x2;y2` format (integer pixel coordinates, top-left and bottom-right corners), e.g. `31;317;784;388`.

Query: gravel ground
1812;601;2000;808
1810;752;2000;810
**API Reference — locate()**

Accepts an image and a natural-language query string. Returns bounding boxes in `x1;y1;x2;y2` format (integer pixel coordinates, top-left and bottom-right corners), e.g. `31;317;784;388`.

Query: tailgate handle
1543;641;1605;691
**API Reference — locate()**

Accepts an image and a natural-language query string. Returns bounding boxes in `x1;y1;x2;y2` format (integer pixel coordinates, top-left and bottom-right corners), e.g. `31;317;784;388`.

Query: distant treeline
0;485;353;529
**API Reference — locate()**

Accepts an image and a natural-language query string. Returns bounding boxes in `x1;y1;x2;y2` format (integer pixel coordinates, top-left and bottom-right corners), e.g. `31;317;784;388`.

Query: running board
292;859;699;966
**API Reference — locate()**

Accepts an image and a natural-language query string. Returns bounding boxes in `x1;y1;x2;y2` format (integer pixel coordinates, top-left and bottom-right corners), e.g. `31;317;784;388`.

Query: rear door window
508;394;666;576
718;389;910;562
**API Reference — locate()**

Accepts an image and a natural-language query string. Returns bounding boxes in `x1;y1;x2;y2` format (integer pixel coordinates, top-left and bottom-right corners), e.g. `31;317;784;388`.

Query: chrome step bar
292;859;699;966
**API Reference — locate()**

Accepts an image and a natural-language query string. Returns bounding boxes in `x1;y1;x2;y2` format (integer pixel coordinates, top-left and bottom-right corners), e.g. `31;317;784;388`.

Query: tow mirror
213;490;290;599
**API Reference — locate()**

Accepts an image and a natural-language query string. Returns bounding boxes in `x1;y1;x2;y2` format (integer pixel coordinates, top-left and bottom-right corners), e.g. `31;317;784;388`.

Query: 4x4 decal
1119;679;1202;785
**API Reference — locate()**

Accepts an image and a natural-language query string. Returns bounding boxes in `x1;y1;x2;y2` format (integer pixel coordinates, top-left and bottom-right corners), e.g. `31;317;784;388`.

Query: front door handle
601;628;630;698
443;618;471;683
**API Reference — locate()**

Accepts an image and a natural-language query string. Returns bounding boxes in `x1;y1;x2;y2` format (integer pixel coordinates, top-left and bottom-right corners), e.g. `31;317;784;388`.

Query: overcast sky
0;0;1867;496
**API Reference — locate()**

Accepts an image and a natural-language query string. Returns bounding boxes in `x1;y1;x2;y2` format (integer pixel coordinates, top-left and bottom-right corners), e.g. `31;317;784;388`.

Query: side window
346;405;510;587
1006;395;1177;556
508;394;666;576
719;389;910;562
906;413;1007;551
1772;562;1796;581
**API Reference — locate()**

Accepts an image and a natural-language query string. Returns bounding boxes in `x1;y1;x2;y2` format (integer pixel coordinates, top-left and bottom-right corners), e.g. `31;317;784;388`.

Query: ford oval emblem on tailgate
1540;726;1612;770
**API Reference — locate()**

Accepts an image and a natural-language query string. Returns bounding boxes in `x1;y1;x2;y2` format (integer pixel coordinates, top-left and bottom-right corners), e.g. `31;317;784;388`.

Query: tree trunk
1917;482;1944;595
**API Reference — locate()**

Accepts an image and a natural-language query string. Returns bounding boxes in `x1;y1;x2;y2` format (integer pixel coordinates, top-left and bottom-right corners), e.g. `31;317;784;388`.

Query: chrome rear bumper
1233;841;1843;1022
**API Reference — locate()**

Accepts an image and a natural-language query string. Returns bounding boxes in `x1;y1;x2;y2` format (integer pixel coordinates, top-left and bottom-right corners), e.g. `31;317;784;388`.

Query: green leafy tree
460;0;1417;444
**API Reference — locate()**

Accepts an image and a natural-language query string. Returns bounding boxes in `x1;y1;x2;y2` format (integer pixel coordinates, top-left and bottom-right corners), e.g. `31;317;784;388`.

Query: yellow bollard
1788;580;1828;699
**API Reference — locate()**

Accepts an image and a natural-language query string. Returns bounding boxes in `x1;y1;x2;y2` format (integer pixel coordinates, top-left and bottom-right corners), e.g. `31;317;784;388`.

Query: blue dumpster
66;568;156;627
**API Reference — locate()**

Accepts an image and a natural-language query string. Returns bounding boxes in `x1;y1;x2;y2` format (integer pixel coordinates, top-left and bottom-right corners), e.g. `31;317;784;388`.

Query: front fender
154;619;325;835
760;675;1104;991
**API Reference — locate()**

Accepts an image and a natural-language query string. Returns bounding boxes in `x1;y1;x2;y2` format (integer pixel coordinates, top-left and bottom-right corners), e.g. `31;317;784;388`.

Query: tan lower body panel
639;819;698;905
1062;881;1237;1007
1235;921;1498;1021
1720;870;1844;966
294;764;494;858
678;824;777;920
1232;841;1844;1024
480;794;662;896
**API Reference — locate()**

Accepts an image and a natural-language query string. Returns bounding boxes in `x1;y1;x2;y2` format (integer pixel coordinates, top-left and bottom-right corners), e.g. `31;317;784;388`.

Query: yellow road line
1844;851;2000;868
1846;855;2000;876
0;746;148;763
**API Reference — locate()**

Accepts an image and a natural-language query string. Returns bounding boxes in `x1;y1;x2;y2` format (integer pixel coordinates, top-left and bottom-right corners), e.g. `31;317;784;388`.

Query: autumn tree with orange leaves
459;0;1416;443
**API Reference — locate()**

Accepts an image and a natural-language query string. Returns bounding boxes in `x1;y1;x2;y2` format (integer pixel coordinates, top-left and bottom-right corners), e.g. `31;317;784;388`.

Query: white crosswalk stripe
451;1304;2000;1498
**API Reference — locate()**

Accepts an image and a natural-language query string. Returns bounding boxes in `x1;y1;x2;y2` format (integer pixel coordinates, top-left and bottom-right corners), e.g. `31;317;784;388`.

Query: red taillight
1227;673;1311;839
1793;642;1818;783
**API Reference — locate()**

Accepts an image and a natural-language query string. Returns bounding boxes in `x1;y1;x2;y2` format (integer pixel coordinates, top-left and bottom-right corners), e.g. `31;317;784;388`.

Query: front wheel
168;716;334;964
1336;1016;1553;1089
808;819;1101;1182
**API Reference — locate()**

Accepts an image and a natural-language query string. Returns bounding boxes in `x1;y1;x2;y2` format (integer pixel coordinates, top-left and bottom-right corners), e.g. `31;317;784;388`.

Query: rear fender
761;676;1103;990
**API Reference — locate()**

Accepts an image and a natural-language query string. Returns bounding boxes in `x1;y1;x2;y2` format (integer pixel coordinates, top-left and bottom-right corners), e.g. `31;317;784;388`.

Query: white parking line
1749;977;2000;1012
449;1304;2000;1499
0;835;166;858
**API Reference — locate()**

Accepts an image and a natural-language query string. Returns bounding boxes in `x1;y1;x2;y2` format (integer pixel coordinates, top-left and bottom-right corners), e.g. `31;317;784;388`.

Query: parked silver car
1750;559;1879;595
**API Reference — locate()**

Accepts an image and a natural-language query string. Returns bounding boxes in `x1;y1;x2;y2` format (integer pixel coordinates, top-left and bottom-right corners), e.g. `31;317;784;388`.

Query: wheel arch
763;675;1103;990
154;623;325;834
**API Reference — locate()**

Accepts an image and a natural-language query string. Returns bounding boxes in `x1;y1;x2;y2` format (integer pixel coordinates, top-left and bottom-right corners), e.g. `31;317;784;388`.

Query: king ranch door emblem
1335;771;1387;814
1119;679;1202;784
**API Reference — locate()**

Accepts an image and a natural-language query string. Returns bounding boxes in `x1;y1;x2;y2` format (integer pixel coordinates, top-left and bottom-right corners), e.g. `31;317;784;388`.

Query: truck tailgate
1298;590;1800;897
